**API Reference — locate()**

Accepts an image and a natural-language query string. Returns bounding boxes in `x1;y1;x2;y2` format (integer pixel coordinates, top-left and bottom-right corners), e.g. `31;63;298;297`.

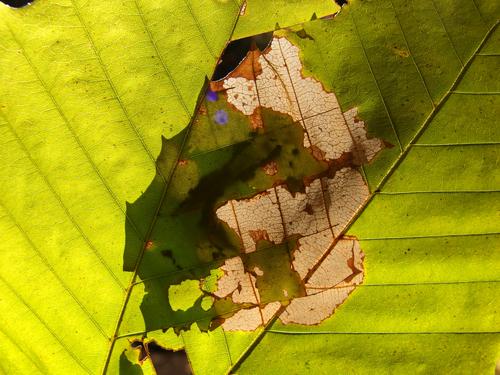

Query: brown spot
392;45;410;58
303;203;314;215
249;229;271;243
178;160;188;166
250;109;264;130
261;160;278;176
309;145;326;161
198;104;207;115
145;240;153;250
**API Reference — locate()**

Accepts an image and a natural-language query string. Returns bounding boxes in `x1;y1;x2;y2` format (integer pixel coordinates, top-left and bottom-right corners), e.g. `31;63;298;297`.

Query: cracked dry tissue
173;37;383;330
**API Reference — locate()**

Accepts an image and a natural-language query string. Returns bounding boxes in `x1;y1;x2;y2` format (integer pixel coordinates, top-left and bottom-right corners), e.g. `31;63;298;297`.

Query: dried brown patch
249;229;271;243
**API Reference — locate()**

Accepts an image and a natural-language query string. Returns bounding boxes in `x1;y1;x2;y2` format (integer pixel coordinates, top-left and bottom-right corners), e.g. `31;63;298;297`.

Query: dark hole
148;343;193;375
212;31;273;81
335;0;348;6
130;341;148;362
1;0;33;7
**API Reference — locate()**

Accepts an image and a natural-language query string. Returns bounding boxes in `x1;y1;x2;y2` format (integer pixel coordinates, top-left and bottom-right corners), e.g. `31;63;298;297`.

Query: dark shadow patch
335;0;348;6
119;350;143;375
212;31;273;81
295;29;315;41
1;0;33;7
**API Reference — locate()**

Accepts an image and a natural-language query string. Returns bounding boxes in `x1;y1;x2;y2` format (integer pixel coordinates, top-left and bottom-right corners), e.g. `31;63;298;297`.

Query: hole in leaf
212;31;273;81
148;343;192;375
130;340;193;375
1;0;33;7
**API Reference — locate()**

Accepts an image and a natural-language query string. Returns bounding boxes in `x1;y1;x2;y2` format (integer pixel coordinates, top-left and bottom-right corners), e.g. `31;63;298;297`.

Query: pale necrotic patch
276;180;330;237
222;37;383;162
216;191;284;253
203;36;385;330
280;285;355;325
326;167;370;237
213;169;369;329
213;257;258;304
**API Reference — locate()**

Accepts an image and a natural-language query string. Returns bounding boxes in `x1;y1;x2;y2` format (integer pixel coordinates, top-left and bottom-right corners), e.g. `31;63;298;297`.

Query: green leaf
1;0;499;374
233;0;339;39
0;0;244;372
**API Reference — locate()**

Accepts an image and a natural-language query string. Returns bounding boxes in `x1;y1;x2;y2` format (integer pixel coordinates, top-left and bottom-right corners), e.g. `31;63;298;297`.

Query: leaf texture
0;0;499;374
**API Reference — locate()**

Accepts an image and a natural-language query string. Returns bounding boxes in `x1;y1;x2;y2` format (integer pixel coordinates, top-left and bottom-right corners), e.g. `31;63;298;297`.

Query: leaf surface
116;1;500;374
0;0;331;373
0;0;499;374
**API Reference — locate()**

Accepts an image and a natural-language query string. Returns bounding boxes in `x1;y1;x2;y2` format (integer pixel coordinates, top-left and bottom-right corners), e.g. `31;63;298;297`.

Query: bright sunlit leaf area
0;0;499;374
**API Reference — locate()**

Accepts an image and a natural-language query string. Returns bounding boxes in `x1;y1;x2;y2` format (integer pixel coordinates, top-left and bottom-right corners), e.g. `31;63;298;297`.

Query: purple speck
206;89;218;102
214;109;228;125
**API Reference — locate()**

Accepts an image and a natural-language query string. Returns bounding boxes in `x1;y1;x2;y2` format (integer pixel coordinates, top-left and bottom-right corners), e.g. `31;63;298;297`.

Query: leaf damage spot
0;0;33;8
219;37;384;163
128;340;193;375
125;33;388;334
261;160;278;176
392;45;410;58
239;0;247;16
206;35;385;329
212;32;273;81
249;229;271;243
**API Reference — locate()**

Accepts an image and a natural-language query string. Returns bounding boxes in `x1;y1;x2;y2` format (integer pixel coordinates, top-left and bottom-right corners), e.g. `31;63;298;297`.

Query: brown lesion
261;160;278;176
392;44;410;58
309;144;326;161
211;48;264;90
249;229;271;243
